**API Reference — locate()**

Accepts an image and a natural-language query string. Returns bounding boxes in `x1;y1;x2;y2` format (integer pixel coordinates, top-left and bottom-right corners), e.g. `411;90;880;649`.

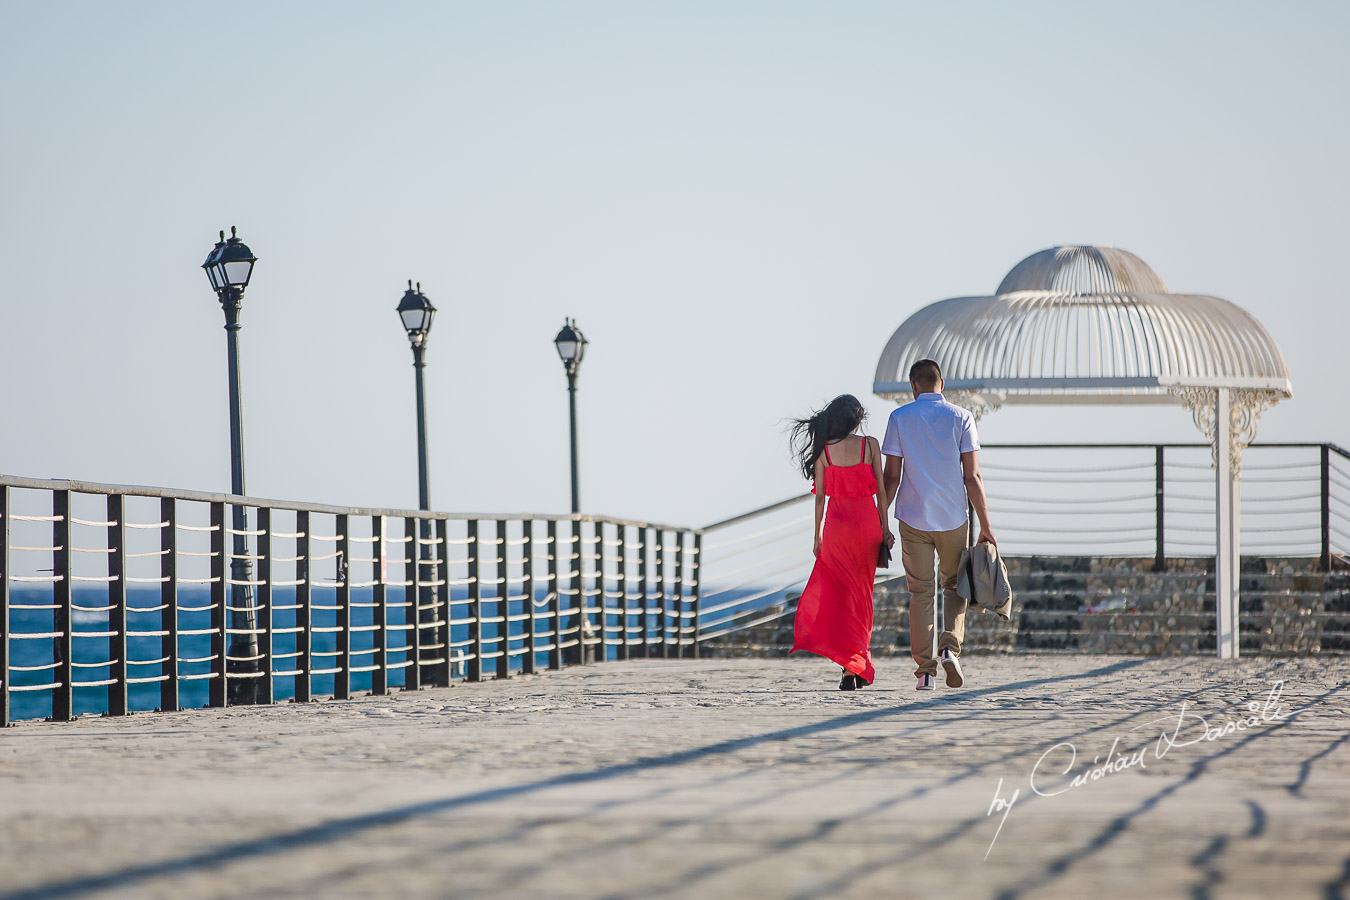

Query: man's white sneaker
916;674;935;691
940;649;964;688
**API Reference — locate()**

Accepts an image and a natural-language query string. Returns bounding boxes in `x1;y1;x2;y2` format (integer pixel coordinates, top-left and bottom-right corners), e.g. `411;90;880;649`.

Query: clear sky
2;0;1347;528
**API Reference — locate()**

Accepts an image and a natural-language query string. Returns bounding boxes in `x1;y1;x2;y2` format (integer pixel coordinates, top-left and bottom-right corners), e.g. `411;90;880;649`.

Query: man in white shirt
881;359;996;691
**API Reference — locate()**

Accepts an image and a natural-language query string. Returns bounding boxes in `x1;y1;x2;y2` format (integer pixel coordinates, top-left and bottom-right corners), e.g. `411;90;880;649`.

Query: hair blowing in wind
789;394;867;480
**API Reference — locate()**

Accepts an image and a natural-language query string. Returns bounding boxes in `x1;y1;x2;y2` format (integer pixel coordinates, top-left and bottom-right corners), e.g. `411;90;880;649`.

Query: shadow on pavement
0;659;1155;900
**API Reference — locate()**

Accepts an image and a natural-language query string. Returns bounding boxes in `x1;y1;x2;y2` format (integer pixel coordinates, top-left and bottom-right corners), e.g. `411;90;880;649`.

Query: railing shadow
0;658;1153;900
992;679;1349;900
650;662;1289;900
294;661;1189;898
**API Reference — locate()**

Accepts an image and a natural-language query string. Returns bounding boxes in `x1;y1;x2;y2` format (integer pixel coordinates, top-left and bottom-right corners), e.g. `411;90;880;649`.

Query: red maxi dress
791;442;882;684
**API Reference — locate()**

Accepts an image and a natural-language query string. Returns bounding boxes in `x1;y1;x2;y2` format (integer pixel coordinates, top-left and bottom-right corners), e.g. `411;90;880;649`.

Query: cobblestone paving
1;655;1348;899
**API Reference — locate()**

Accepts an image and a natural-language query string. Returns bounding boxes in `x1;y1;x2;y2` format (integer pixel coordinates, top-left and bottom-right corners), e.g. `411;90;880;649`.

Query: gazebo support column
1215;388;1240;659
1175;386;1278;659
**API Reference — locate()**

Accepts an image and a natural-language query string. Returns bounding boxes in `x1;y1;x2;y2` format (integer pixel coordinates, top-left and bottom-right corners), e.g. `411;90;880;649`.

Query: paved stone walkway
1;655;1348;899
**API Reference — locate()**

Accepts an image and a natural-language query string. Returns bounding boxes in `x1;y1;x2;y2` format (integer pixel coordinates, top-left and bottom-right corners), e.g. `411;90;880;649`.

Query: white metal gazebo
874;245;1293;658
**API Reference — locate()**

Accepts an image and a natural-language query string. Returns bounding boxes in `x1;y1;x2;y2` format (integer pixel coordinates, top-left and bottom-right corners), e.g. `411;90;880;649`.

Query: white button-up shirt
881;393;979;532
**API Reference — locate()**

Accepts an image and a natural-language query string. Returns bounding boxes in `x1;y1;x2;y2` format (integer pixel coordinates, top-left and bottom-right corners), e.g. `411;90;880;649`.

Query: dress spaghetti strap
823;444;832;466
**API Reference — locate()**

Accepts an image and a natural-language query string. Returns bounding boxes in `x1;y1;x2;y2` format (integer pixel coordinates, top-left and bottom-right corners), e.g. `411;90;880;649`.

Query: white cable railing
0;474;701;725
694;443;1349;643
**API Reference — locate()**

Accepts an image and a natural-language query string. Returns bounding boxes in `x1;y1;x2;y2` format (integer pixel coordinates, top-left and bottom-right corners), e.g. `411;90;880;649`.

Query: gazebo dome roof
996;246;1168;295
873;245;1292;409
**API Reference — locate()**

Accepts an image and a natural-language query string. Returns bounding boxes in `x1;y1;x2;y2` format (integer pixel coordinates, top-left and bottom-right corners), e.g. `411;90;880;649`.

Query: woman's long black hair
789;394;867;480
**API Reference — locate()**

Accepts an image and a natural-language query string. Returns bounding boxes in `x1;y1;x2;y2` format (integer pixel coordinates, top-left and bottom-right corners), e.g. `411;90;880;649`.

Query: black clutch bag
877;540;892;569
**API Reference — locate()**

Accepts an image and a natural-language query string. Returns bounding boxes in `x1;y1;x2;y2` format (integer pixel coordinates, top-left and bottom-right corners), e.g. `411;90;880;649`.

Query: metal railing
0;474;700;724
6;441;1343;720
694;442;1350;640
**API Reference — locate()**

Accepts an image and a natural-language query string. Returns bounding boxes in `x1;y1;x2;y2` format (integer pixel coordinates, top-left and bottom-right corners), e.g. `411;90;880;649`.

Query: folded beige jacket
956;542;1012;621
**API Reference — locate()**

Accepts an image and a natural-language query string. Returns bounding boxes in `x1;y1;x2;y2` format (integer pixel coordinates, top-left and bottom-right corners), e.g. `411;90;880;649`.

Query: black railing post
208;501;227;708
547;520;561;670
372;515;388;695
689;531;702;659
225;509;259;706
405;518;421;696
575;522;590;665
256;507;273;705
52;489;72;721
521;519;535;676
1322;444;1332;572
466;519;482;682
635;527;649;659
617;525;629;661
295;511;312;703
107;494;127;716
656;529;669;660
1155;445;1166;572
335;513;350;700
571;523;581;664
417;517;433;685
581;521;595;665
433;517;450;688
595;522;607;664
672;532;684;661
160;498;179;713
0;486;10;727
496;519;509;680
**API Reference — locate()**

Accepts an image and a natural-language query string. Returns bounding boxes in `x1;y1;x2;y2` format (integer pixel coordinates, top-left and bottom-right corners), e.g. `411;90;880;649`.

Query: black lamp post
396;281;436;512
397;281;437;680
202;227;260;705
553;319;588;514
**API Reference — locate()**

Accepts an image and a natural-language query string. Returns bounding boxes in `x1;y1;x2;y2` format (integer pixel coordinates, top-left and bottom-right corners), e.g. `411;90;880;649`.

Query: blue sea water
4;582;687;722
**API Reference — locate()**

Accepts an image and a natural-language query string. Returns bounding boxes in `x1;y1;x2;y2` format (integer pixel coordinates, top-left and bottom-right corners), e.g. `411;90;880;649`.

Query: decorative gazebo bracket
1171;386;1281;658
940;391;1004;423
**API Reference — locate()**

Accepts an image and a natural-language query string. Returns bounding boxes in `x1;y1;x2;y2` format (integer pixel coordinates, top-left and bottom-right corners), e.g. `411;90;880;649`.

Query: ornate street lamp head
202;233;226;292
203;226;257;297
554;318;587;374
397;280;436;347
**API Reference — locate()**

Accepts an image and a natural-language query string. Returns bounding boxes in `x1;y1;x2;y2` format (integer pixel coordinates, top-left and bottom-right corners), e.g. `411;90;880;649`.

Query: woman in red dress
789;395;893;689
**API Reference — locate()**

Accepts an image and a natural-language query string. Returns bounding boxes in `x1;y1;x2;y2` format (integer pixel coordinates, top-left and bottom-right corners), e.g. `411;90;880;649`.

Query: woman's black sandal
840;668;865;691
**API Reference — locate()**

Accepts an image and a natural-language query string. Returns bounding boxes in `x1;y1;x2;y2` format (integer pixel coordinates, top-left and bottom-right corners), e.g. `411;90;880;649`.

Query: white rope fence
694;443;1346;643
0;476;702;724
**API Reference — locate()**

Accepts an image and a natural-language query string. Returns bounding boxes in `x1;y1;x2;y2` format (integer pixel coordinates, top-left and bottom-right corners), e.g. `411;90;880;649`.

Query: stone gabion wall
702;557;1350;659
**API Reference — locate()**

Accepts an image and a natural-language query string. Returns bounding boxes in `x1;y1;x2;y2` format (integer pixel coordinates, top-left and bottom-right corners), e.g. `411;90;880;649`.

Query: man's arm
882;453;903;513
961;450;996;545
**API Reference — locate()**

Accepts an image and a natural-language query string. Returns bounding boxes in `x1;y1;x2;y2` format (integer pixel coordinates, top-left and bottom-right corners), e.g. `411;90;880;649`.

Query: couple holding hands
789;359;996;692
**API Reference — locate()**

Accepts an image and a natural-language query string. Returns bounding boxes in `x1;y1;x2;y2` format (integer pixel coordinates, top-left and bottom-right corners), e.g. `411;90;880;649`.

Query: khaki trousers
899;519;968;678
